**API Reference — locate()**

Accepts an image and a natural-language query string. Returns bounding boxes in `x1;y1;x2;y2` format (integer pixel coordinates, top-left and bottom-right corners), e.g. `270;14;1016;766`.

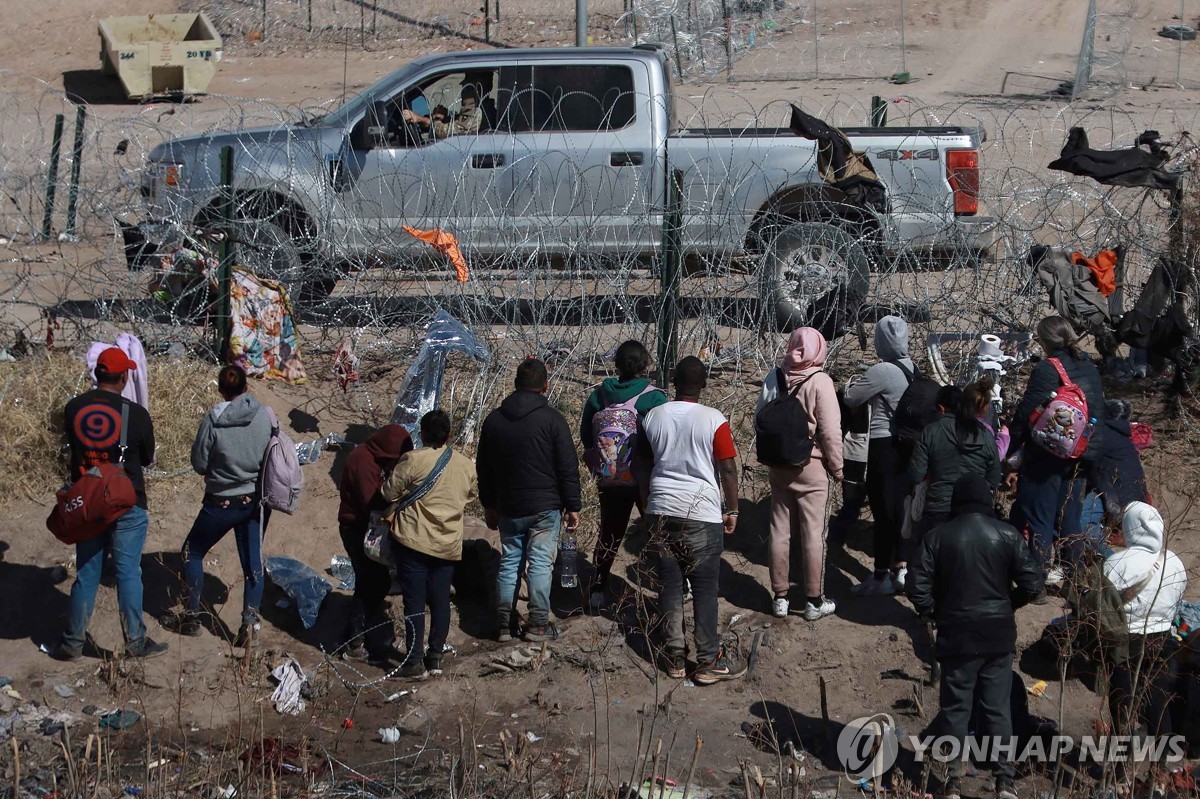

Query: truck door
505;61;656;258
344;67;511;263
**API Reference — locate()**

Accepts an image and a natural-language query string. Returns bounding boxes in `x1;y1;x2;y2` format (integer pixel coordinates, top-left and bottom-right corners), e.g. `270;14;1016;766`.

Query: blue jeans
183;499;269;625
64;505;149;654
497;510;561;627
1079;491;1113;560
1012;445;1087;573
396;544;455;663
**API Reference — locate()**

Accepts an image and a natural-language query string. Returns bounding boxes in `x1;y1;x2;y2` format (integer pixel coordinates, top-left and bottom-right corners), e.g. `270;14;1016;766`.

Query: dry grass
0;352;215;508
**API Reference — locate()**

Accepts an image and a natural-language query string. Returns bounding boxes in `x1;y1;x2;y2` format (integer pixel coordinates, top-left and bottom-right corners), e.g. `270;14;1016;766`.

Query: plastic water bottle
559;531;579;589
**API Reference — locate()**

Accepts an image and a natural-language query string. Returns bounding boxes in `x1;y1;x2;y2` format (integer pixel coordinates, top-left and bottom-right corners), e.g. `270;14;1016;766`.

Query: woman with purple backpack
579;341;668;611
1007;316;1106;592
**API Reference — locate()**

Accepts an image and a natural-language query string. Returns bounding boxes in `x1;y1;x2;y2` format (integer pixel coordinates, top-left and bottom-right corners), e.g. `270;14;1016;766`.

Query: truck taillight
946;149;979;216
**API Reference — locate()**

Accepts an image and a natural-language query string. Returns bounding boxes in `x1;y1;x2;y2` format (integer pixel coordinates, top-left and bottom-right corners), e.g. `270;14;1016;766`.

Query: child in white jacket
1102;501;1186;756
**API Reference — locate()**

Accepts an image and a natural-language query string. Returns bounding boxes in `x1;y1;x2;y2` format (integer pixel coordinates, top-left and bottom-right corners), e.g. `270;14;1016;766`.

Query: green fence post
40;113;65;241
657;167;684;386
216;146;235;360
64;106;87;238
870;95;887;127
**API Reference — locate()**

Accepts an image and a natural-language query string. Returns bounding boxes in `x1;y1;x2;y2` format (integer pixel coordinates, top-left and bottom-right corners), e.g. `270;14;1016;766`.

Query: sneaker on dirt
523;622;561;642
127;638;169;659
803;599;836;621
771;596;790;618
692;649;747;685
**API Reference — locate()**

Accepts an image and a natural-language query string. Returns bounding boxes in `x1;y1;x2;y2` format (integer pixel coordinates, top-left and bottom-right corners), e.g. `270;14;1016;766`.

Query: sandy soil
2;0;1200;794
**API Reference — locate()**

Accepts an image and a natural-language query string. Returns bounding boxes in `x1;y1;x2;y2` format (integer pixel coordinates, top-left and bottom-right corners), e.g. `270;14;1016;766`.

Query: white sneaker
852;574;898;597
803;598;837;621
1045;567;1065;589
893;567;908;590
772;596;790;618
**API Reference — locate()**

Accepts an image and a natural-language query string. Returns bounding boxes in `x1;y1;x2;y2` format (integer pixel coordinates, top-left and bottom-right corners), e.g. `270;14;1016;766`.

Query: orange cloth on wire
1070;249;1117;297
401;226;470;282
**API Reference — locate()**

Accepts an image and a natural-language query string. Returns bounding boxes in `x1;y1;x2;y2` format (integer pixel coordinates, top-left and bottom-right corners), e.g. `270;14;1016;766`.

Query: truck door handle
610;151;644;167
471;153;505;169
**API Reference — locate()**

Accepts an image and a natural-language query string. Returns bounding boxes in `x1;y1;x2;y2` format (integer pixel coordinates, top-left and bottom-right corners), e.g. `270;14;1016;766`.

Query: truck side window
527;65;636;132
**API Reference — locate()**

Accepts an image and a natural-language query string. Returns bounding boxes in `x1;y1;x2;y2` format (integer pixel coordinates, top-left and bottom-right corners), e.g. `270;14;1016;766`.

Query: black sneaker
398;659;427;680
995;777;1017;799
662;653;686;680
692;648;747;685
126;638;169;659
497;608;514;642
234;624;258;649
342;643;371;663
49;642;83;662
424;652;443;675
177;613;203;637
943;777;962;799
523;622;561;642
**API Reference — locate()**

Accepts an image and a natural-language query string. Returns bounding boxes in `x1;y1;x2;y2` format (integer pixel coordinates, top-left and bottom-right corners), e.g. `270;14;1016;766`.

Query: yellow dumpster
98;13;223;101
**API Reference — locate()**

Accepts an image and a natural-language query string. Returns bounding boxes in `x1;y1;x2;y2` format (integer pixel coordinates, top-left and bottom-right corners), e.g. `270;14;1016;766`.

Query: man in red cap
53;347;166;661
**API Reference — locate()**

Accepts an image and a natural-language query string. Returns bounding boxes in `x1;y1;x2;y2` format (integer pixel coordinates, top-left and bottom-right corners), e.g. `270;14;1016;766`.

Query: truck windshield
323;64;422;128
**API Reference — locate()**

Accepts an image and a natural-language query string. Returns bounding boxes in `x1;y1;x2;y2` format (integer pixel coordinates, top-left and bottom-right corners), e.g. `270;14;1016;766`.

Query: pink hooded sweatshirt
756;327;844;478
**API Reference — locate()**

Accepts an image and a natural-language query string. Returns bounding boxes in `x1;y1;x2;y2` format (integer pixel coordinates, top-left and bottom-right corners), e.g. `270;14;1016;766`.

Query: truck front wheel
759;221;870;339
226;217;335;307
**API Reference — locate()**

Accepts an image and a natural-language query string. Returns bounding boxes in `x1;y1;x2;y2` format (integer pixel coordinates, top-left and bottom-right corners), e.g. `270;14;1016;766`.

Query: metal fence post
657;167;684;386
40;113;65;241
870;95;887;127
216;146;235;359
64;106;87;238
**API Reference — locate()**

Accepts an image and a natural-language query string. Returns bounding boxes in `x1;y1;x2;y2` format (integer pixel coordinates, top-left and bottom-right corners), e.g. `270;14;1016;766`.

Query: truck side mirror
350;101;390;150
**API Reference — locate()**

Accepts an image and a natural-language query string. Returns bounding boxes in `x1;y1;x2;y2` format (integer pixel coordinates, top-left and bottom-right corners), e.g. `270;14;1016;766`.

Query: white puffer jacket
1103;502;1187;635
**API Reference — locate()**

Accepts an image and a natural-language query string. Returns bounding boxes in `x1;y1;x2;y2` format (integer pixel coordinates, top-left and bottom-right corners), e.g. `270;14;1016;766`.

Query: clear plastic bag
264;556;332;629
389;309;489;444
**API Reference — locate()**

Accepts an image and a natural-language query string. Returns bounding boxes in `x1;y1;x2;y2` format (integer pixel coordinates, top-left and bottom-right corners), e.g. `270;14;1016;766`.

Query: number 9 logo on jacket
74;403;122;451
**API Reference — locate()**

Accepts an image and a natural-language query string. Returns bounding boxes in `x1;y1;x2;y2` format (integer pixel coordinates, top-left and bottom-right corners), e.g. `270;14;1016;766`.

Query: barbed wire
1;64;1198;443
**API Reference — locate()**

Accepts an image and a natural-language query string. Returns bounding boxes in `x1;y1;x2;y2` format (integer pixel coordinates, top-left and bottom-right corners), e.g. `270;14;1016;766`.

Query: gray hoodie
844;315;915;440
191;394;274;496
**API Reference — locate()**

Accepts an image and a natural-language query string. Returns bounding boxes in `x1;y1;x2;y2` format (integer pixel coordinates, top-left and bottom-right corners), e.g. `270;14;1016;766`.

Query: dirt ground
2;0;1200;795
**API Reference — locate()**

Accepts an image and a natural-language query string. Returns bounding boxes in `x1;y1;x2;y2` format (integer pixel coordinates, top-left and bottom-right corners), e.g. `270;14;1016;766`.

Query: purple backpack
584;386;659;488
260;406;304;514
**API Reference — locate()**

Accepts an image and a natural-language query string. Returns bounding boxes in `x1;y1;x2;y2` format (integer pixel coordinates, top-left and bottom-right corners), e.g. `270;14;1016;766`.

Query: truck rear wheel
760;221;870;339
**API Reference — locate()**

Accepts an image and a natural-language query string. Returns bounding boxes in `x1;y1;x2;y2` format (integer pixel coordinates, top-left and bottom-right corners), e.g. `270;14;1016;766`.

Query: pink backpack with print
1028;358;1094;459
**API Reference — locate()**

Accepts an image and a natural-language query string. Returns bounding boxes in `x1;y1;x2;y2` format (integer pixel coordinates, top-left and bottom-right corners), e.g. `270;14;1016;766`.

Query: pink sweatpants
768;459;831;597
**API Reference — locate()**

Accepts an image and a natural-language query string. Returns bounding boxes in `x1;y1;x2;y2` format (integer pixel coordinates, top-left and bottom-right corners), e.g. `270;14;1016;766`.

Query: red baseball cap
96;347;137;375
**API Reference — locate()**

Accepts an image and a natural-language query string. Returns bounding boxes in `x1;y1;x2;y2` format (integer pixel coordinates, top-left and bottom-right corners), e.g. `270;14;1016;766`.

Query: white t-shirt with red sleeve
641;400;737;524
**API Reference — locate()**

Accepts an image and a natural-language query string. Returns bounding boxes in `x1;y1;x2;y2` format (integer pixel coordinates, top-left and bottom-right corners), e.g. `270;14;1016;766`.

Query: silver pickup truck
138;45;991;332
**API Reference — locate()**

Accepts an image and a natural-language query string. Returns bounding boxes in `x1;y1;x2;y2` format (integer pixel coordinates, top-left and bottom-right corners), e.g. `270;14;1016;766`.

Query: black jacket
1010;349;1106;460
477;390;582;518
1088;418;1148;514
906;512;1042;658
909;415;1001;517
64;390;156;509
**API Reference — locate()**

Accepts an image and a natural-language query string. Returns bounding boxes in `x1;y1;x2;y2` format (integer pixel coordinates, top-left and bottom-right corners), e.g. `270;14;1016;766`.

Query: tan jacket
382;446;478;561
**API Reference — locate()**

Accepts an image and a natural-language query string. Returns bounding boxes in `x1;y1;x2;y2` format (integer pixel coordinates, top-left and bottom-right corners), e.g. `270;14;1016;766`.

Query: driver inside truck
403;83;483;140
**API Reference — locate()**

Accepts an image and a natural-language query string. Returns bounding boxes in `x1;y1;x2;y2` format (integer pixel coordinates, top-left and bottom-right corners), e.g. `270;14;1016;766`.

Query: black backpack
755;368;815;467
889;362;942;441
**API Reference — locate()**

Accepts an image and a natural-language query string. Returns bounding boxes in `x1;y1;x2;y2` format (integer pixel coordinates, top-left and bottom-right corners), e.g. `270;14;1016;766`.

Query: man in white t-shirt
637;356;745;686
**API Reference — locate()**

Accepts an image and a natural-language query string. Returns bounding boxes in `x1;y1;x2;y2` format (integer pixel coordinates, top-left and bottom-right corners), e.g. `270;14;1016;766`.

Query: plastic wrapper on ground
265;556;332;629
